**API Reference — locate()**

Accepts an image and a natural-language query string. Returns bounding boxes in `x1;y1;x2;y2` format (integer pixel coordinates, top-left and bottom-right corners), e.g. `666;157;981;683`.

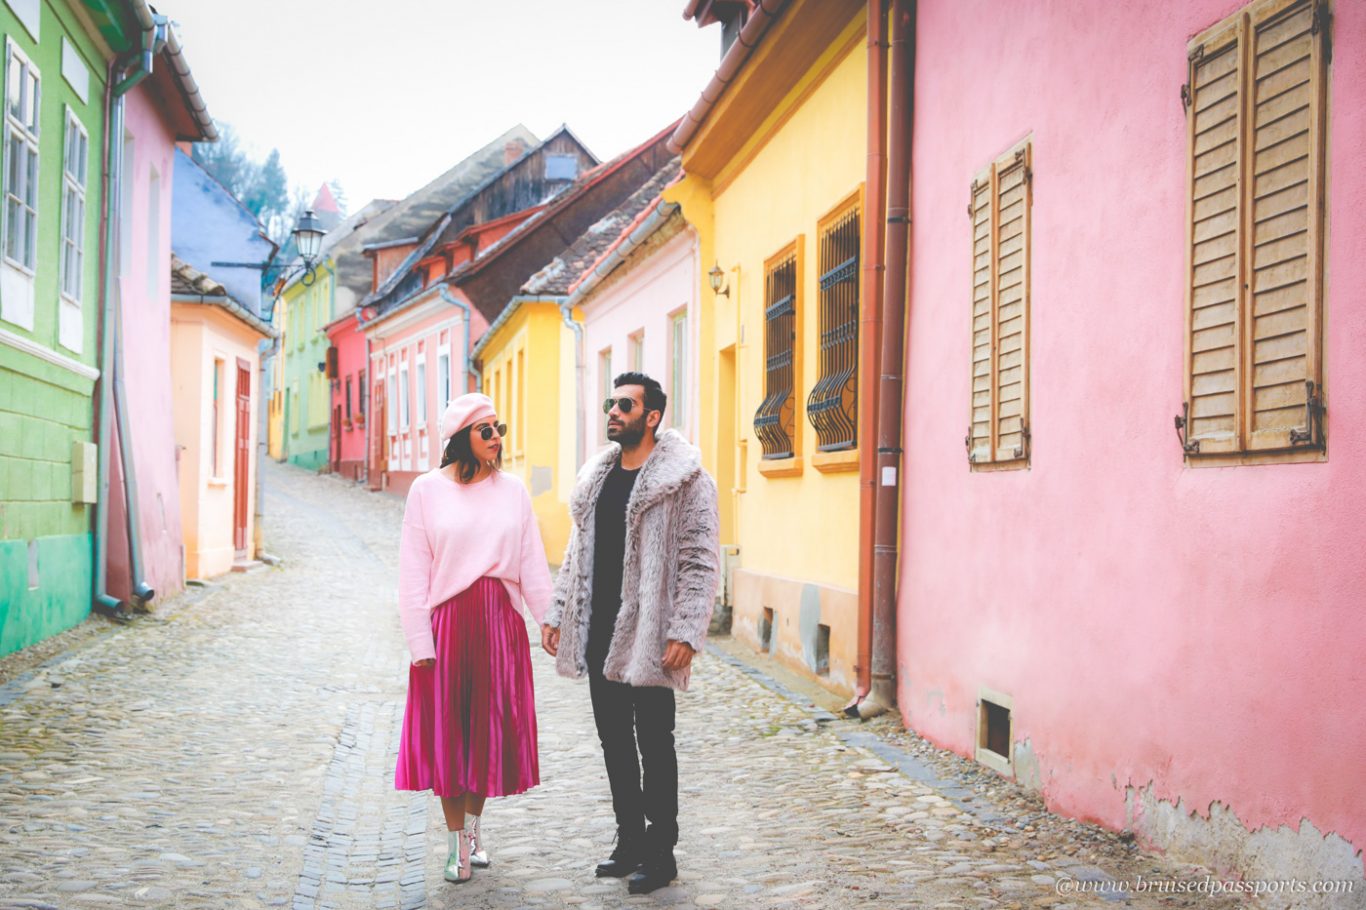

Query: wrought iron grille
754;254;797;459
808;209;859;451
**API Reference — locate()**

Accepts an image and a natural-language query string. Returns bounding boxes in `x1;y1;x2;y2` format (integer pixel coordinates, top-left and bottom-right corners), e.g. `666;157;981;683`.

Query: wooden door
233;360;252;554
369;378;386;490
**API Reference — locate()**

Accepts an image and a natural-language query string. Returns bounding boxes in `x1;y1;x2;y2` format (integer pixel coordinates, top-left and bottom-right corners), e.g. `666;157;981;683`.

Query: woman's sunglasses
475;423;507;441
603;397;650;415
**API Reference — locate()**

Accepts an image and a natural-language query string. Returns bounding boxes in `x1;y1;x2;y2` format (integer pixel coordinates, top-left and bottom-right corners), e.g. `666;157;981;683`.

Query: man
542;371;720;894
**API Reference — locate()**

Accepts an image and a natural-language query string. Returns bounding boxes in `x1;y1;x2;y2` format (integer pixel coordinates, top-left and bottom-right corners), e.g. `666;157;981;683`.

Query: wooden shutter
1245;0;1324;451
968;172;994;462
994;148;1030;461
1184;0;1326;457
1185;22;1243;454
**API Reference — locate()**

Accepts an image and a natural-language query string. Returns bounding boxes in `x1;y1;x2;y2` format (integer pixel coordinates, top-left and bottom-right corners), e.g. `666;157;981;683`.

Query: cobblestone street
0;461;1256;910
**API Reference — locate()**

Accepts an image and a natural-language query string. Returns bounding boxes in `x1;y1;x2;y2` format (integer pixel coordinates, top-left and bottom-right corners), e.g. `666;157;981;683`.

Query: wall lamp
708;261;730;298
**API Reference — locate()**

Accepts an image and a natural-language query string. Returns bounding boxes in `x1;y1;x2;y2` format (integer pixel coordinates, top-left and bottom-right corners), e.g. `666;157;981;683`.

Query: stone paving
0;461;1259;910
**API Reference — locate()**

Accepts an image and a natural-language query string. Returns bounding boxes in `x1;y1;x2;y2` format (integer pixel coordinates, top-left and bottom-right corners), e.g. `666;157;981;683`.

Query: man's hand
661;639;695;671
541;624;560;657
413;658;435;669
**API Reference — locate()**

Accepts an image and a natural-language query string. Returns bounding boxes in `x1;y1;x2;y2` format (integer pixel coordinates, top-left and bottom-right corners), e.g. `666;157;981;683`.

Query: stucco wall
900;0;1366;875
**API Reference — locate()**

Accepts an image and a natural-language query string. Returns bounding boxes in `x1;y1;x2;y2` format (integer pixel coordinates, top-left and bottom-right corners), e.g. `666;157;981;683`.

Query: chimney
504;140;526;166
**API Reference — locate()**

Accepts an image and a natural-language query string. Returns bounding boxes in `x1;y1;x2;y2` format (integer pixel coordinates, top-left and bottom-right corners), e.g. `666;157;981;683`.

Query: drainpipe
436;284;479;393
558;301;585;470
93;18;165;613
868;0;915;718
848;0;889;718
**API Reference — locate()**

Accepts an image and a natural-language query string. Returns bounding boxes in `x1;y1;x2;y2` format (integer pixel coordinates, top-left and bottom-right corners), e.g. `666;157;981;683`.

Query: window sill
812;448;858;473
1185;448;1327;468
969;458;1029;473
207;476;228;488
758;455;803;478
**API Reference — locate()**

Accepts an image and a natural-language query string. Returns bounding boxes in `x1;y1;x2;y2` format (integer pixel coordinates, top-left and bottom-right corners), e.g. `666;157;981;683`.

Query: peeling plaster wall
898;0;1366;884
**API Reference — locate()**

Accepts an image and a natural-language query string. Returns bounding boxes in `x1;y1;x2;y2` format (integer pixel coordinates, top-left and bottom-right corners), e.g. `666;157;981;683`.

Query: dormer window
544;154;579;182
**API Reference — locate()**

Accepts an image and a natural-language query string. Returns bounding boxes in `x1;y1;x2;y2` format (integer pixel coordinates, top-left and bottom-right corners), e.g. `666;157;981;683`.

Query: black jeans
588;663;678;847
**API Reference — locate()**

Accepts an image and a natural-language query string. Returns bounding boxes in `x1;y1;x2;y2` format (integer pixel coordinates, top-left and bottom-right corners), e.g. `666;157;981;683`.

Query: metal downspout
848;0;889;718
558;301;585;470
92;19;165;613
869;0;915;717
437;285;479;393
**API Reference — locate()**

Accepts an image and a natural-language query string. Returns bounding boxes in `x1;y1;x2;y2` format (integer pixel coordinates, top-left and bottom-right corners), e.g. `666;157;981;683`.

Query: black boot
626;835;677;894
595;829;645;878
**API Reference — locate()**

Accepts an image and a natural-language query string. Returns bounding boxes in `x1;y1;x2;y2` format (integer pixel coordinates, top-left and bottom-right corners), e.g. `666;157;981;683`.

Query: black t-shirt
587;462;639;667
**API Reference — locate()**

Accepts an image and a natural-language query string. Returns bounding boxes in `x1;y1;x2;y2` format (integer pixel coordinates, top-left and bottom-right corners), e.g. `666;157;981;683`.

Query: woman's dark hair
440;424;502;481
613;371;667;419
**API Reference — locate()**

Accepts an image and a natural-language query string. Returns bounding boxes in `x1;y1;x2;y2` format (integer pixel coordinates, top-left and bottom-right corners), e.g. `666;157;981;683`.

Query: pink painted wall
327;313;369;473
365;292;488;495
900;0;1365;867
579;227;700;446
107;85;183;602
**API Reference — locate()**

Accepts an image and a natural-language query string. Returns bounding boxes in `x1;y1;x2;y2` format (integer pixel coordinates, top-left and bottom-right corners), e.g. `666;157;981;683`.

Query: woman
394;392;552;884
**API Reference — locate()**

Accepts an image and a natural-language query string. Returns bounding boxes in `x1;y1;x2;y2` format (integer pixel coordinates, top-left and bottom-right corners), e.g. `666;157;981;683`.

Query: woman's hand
413;658;435;669
540;624;560;657
662;640;695;671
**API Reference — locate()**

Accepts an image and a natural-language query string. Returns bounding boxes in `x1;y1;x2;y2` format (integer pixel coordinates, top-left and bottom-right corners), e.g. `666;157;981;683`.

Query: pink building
898;0;1364;887
106;63;214;604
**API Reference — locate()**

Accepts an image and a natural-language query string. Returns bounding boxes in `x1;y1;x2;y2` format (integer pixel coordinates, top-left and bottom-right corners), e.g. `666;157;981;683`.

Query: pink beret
439;392;496;442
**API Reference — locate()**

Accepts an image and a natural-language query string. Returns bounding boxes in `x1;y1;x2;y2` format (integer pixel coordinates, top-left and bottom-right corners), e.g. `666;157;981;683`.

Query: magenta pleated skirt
394;576;539;798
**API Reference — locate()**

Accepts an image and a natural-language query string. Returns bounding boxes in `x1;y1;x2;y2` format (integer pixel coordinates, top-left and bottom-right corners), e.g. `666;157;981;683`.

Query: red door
233;360;252;554
332;405;342;472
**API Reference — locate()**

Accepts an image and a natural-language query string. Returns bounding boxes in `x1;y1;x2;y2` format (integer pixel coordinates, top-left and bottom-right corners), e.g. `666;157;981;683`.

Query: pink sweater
398;468;553;662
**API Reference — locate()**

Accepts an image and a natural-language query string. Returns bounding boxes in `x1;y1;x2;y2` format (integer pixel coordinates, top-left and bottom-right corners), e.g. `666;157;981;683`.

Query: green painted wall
0;2;112;656
282;263;334;470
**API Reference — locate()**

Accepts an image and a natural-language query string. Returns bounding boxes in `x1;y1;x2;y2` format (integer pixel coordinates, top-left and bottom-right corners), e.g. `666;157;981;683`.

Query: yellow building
473;297;577;563
667;0;870;694
266;294;287;461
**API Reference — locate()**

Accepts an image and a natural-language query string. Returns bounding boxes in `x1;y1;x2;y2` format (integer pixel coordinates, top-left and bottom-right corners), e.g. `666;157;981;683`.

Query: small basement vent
975;687;1014;776
759;607;774;653
815;623;830;676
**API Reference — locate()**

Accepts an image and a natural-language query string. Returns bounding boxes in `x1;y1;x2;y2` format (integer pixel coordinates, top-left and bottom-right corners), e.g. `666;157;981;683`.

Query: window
4;39;40;273
966;142;1032;468
1179;0;1328;460
598;348;613;445
291;380;301;435
58;109;88;352
212;358;223;475
398;363;410;430
386;369;397;436
344;376;353;421
437;349;451;409
416;358;427;427
809;200;860;451
628;330;644;372
515;347;525;453
358;368;367;417
754;243;800;460
670;310;687;430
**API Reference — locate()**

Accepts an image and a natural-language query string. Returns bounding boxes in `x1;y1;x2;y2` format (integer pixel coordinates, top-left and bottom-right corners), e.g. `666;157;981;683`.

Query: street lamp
708;261;730;298
290;209;325;287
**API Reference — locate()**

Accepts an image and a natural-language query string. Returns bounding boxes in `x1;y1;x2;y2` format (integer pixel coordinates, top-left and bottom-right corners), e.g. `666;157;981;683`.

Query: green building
278;262;336;471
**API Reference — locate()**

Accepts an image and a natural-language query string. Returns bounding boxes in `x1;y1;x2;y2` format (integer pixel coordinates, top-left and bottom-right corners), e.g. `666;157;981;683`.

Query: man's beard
607;412;646;447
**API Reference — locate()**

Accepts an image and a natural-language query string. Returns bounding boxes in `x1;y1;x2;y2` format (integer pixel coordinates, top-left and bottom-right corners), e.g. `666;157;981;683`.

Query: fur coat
546;429;720;691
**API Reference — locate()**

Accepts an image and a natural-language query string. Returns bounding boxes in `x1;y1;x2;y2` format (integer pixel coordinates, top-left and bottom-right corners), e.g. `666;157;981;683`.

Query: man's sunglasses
602;397;652;415
474;423;507;441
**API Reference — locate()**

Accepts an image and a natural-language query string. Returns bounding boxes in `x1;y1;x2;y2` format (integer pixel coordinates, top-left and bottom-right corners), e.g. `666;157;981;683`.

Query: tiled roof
520;157;682;297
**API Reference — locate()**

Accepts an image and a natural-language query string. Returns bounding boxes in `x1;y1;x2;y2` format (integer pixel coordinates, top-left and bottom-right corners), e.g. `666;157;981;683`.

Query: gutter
470;294;556;362
93;20;165;614
848;0;889;717
437;285;480;394
558;302;585;470
128;0;217;141
171;293;278;338
668;0;788;154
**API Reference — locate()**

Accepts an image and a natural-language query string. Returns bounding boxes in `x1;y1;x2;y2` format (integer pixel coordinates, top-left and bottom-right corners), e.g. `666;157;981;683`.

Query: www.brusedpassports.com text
1054;874;1357;898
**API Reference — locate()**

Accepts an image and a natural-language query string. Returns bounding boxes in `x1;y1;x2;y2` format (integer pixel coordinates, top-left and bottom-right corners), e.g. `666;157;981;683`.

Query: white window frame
386;366;397;437
437;347;451;409
598;348;612;445
670;309;688;430
3;38;40;276
58;107;87;353
398;363;410;430
416;356;428;428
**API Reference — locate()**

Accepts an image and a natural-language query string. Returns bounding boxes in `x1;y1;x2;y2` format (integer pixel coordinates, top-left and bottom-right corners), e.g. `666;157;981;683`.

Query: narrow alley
0;462;1262;909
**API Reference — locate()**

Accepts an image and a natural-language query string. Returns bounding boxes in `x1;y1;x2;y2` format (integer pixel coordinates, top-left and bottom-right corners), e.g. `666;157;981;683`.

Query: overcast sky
164;0;721;212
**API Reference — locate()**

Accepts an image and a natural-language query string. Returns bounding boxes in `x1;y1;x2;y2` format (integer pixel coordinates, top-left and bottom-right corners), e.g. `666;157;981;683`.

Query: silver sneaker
469;816;490;867
443;829;472;883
